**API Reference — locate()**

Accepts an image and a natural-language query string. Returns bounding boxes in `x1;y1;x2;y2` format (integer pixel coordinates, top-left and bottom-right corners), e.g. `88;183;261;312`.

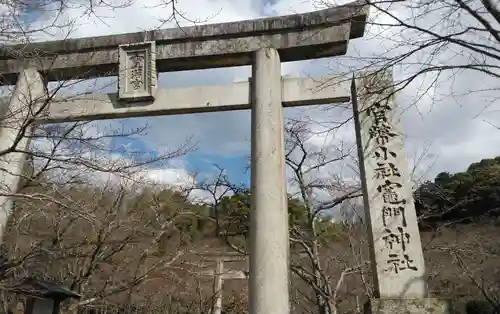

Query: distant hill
414;156;500;227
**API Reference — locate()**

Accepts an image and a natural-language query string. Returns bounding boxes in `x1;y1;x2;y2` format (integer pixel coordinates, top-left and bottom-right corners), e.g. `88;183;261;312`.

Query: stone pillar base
364;298;452;314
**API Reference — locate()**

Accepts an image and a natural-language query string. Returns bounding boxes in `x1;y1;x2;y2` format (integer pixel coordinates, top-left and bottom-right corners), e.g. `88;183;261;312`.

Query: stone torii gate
0;1;450;313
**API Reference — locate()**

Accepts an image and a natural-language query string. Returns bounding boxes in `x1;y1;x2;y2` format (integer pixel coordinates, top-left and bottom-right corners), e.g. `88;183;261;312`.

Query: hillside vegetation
1;156;500;313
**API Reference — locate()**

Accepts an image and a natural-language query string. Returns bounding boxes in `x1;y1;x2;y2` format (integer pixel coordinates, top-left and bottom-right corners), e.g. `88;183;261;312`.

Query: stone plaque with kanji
118;41;157;101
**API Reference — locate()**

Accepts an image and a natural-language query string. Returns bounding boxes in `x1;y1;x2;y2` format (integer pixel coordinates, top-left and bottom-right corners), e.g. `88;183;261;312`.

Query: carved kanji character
377;180;406;205
374;162;401;180
382;227;411;251
366;101;391;125
382;206;407;227
386;253;418;274
369;123;397;145
373;146;397;161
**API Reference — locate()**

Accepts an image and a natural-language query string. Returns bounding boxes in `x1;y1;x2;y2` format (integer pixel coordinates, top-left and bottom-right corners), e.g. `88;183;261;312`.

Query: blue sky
184;152;251;186
12;0;500;201
109;112;252;186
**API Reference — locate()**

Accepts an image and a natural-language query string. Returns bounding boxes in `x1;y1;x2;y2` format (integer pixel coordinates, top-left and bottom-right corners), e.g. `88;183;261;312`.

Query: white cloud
27;119;195;193
135;167;193;187
3;0;500;214
274;0;500;182
263;0;323;15
29;0;259;41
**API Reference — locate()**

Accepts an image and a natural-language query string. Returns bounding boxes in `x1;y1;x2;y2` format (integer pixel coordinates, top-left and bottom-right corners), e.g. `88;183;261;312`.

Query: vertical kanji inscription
118;41;157;101
352;71;426;298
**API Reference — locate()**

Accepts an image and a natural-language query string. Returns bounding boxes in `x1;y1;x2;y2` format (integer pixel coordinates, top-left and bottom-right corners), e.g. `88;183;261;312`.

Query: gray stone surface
365;298;452;314
40;76;350;123
0;67;45;243
351;71;426;298
249;48;289;314
118;41;157;101
0;0;368;84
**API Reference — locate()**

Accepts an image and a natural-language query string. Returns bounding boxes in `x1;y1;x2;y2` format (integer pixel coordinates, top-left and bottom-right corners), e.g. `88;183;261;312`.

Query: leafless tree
1;179;220;312
314;0;499;113
191;119;371;314
0;0;209;250
0;3;198;307
0;78;195;241
284;119;371;314
0;0;208;44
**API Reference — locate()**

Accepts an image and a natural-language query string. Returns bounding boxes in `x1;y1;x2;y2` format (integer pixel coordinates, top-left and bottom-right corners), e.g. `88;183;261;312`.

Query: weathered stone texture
0;68;45;243
0;1;368;84
365;298;452;314
118;41;157;101
351;71;426;298
249;48;289;314
0;0;367;56
40;77;350;123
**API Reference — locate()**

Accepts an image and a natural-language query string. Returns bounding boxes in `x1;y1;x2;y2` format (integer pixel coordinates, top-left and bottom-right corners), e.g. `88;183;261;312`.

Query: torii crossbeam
0;2;369;314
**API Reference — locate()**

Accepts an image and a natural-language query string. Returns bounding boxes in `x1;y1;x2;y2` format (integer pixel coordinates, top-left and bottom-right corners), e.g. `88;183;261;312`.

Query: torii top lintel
0;0;367;84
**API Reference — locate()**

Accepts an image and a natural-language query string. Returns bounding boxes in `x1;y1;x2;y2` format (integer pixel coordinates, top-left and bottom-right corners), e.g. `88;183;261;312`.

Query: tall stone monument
351;71;451;313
